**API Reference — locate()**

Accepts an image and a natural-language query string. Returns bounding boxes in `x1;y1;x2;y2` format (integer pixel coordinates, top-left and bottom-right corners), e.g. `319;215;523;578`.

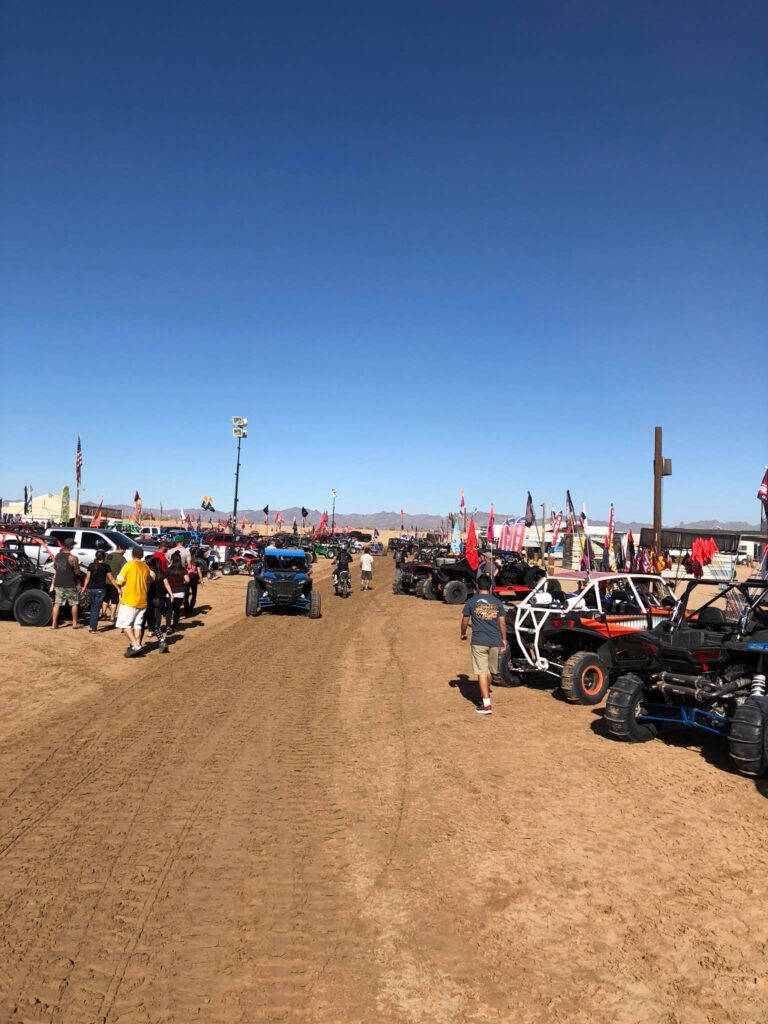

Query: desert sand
1;555;767;1023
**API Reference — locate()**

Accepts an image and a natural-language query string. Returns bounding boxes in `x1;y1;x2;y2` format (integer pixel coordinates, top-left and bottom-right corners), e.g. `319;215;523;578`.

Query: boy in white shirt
359;549;374;591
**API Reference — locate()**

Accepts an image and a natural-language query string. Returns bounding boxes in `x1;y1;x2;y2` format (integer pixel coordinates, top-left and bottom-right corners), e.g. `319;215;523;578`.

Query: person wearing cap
50;538;82;629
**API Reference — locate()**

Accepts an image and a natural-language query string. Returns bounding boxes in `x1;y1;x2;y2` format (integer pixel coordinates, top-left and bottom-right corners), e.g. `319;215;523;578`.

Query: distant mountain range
107;504;762;533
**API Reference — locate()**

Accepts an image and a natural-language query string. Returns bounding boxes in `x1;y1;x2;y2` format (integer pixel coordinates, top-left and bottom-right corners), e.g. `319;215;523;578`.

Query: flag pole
540;502;546;565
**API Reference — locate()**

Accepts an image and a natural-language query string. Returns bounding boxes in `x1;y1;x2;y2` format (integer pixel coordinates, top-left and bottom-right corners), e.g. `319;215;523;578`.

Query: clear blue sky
2;1;766;523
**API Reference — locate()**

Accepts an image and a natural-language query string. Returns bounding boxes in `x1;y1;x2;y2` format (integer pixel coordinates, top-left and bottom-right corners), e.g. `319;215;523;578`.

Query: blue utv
245;546;321;619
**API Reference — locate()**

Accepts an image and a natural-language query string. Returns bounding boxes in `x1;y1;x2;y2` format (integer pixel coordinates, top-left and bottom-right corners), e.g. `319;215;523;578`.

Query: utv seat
697;607;726;625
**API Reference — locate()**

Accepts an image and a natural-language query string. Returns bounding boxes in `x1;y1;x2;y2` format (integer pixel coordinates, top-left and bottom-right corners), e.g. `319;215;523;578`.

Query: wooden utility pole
652;426;672;551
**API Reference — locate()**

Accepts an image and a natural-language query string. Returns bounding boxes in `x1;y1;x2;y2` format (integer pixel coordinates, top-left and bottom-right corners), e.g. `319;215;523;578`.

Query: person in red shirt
153;540;169;570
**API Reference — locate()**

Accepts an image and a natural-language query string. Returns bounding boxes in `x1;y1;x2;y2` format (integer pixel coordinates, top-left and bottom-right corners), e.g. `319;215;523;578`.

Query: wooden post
540;502;546;564
653;426;663;551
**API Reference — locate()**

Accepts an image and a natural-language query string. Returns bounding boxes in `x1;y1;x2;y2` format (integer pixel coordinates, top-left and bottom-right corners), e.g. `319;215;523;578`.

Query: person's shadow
448;673;482;705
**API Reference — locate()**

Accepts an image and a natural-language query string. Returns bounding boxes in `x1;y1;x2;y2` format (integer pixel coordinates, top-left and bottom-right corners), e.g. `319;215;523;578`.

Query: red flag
90;496;104;528
510;519;526;553
550;511;563;549
465;518;479;570
459;490;465;509
487;504;495;542
758;469;768;511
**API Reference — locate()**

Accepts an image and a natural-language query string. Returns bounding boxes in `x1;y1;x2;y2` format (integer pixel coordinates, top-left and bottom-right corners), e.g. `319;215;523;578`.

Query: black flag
262;505;269;516
524;491;536;527
301;506;309;519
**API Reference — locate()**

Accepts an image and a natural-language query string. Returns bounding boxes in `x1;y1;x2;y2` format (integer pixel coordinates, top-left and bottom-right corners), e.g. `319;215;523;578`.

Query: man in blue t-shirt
460;574;507;716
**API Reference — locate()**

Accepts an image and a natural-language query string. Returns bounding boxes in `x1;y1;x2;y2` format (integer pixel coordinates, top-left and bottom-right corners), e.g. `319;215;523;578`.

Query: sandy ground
1;555;767;1024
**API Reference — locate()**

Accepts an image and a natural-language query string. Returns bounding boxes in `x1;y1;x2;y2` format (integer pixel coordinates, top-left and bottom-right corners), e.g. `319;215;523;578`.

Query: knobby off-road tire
498;644;524;687
422;578;437;601
442;580;468;605
392;576;403;595
561;651;610;705
604;674;658;742
414;579;427;599
13;588;53;627
221;561;234;576
245;580;262;617
729;693;768;777
308;590;322;619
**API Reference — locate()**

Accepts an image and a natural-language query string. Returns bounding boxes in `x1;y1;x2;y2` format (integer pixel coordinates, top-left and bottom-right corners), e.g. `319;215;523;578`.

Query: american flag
758;468;768;511
75;436;82;486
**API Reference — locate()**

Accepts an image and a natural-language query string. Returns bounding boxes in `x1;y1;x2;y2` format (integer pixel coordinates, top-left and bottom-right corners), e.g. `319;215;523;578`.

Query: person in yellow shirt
116;548;151;657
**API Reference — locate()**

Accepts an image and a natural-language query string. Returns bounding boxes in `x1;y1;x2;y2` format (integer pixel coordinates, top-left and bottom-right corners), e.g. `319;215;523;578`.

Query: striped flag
75;436;82;486
758;469;768;512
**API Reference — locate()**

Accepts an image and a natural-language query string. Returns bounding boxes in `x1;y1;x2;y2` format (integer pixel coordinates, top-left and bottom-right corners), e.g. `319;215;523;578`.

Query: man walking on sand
50;537;82;629
359;548;374;591
460;574;507;715
115;547;151;657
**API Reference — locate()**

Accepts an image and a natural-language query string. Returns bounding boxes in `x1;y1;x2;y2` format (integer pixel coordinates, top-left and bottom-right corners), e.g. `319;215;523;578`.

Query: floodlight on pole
232;416;247;534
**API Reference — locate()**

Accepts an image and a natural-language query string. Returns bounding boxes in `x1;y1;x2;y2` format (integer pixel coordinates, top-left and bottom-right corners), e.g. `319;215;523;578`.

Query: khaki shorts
116;604;146;630
471;645;501;675
54;586;80;606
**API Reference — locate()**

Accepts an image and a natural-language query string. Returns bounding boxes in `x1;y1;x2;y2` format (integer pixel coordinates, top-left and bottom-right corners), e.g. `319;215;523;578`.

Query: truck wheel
561;651;610;705
422;578;436;601
13;588;53;627
309;591;322;619
604;674;658;742
414;579;426;598
245;580;261;617
729;693;768;776
498;645;523;686
442;580;468;605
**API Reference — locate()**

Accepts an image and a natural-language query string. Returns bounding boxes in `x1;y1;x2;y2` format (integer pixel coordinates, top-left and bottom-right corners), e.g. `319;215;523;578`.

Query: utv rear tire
498;645;524;687
14;588;53;627
604;674;657;742
221;561;234;576
422;578;436;601
443;580;468;605
729;694;768;776
561;651;610;705
245;580;261;617
414;579;426;598
309;591;322;619
392;577;403;595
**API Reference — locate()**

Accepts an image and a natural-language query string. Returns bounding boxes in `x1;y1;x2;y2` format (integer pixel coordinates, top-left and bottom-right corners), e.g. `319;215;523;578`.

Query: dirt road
2;558;767;1023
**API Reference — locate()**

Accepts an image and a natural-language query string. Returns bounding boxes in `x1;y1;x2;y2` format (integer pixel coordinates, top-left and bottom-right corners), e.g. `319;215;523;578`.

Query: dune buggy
500;571;676;703
604;578;768;776
0;544;55;626
245;547;321;618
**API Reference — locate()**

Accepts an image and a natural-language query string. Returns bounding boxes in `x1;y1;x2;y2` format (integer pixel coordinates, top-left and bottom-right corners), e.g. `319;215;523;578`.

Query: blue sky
2;1;766;522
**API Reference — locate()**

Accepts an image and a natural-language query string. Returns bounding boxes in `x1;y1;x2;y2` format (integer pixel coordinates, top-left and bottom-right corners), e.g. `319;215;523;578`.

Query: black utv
604;578;768;776
0;547;54;626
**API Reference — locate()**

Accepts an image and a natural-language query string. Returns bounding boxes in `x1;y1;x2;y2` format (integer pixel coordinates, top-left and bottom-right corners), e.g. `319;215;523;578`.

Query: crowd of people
50;537;204;657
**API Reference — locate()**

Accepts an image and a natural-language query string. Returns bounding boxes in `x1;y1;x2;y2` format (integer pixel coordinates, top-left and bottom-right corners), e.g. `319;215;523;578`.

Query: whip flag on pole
525;492;536;527
75;436;82;486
